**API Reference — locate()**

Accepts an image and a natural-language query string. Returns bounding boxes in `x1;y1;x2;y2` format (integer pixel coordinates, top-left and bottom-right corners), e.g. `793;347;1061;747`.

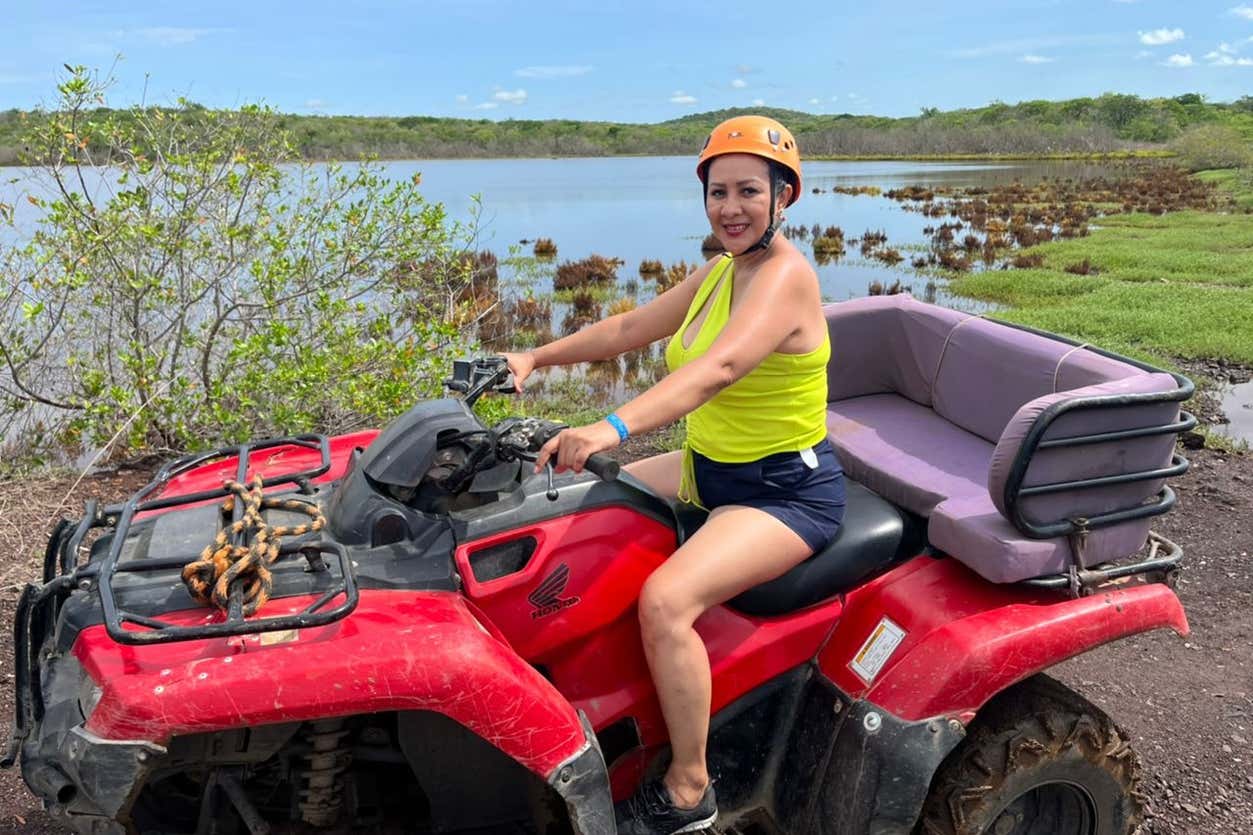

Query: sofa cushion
824;296;970;406
929;494;1153;583
826;394;993;517
932;316;1085;443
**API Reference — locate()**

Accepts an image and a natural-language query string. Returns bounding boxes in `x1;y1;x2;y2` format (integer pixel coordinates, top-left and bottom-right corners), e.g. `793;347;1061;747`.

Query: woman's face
704;154;789;256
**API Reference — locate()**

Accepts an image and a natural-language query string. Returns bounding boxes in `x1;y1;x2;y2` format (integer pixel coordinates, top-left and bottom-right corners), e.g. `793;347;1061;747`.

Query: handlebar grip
583;453;620;482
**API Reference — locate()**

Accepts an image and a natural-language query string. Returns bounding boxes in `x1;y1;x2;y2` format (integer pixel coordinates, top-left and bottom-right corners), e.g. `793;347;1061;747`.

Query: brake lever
544;463;558;502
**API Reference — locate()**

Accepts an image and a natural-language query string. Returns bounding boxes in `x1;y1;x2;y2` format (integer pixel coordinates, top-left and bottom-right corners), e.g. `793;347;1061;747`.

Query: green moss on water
947;208;1253;366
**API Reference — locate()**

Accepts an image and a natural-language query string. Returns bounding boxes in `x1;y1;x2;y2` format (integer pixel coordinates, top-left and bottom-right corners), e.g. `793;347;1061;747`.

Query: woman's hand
500;351;536;392
535;421;621;474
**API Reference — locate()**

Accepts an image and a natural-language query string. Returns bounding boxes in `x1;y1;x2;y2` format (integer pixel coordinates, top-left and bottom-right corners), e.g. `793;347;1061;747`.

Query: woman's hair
768;160;797;205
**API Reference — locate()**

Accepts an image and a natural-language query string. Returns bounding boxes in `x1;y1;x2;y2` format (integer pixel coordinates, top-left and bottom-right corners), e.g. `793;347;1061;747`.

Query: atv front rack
67;435;357;645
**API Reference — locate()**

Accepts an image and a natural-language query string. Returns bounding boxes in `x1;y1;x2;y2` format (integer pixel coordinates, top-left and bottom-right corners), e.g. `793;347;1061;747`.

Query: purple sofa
823;295;1191;583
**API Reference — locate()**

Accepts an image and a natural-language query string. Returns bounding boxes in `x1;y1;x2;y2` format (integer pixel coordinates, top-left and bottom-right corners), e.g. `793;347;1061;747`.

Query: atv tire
918;674;1144;835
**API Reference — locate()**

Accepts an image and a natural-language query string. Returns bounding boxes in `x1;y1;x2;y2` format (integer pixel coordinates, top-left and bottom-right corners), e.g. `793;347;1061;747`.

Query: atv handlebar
583;452;620;482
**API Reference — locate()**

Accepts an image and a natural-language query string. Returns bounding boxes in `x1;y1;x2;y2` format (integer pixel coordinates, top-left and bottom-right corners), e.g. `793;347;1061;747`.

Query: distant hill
2;93;1250;165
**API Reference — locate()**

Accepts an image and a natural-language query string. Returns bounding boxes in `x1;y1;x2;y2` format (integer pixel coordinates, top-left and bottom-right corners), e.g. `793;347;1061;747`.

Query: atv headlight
77;678;102;721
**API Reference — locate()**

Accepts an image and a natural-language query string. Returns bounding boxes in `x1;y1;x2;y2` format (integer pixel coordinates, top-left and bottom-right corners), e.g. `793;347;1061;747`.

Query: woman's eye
742;188;759;196
710;189;725;198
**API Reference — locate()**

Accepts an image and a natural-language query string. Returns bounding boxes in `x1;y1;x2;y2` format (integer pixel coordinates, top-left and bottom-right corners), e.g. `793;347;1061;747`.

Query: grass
948;208;1253;367
1013;212;1253;287
1195;168;1253;211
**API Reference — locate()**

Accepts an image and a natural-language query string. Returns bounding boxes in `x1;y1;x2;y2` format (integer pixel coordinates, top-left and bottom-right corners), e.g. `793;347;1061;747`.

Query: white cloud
951;33;1116;58
751;98;765;106
830;95;839;101
809;97;821;105
669;90;697;105
474;101;499;110
514;65;593;79
1164;53;1194;66
1207;50;1253;65
731;78;747;89
1135;49;1154;59
1020;54;1054;63
305;98;326;109
1232;5;1253;20
493;89;527;105
133;26;218;46
1139;28;1185;46
456;94;468;103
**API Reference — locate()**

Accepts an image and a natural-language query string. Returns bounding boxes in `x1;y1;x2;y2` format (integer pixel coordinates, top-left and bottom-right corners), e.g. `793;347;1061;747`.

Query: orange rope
181;475;325;616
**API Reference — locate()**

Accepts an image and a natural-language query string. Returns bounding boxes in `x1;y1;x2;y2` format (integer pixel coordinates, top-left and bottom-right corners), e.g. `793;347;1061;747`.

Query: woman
503;115;845;835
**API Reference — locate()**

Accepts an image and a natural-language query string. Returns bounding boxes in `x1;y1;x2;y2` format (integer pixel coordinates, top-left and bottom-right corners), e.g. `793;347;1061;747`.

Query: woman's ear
778;183;794;211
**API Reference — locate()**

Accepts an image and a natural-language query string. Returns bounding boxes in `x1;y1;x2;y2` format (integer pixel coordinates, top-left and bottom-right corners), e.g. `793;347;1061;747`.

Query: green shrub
1169;125;1253;172
0;66;480;467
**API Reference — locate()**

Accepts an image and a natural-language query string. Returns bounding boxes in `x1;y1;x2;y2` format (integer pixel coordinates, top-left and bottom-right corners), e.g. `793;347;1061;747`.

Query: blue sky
3;1;1252;121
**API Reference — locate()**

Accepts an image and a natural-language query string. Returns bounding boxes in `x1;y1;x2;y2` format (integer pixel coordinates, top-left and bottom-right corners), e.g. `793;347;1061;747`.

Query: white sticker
850;617;907;683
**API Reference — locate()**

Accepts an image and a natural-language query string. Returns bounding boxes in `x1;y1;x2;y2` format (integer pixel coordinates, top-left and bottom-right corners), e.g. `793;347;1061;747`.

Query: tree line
2;93;1251;165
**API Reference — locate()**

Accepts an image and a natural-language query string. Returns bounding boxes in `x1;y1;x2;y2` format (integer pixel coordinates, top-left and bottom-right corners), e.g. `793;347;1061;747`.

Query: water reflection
1214;380;1253;446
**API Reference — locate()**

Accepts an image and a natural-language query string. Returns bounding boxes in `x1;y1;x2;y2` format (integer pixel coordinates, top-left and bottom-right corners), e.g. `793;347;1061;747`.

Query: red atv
5;303;1195;835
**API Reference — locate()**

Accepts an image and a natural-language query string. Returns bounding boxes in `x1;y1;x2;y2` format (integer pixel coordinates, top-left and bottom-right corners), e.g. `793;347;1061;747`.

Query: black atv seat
672;480;925;617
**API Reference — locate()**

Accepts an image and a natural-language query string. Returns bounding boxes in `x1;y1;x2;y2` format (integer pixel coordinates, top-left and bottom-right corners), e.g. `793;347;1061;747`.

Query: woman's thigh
624;450;683;501
645;504;813;617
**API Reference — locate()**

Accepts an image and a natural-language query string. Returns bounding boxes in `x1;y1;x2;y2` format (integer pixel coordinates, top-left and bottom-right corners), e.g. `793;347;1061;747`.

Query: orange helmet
696;115;802;206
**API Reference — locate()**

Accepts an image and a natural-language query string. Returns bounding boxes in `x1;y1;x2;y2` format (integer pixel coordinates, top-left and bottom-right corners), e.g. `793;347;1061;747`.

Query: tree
0;66;482;467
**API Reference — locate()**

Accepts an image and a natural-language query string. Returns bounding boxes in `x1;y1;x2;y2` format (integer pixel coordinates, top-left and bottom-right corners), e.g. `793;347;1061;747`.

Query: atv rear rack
72;435;357;645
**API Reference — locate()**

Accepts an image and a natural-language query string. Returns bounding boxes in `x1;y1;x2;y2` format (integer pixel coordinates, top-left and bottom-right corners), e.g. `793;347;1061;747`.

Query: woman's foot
614;778;717;835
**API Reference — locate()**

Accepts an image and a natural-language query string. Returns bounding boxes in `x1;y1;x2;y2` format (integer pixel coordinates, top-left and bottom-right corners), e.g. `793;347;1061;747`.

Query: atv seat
672;480;925;617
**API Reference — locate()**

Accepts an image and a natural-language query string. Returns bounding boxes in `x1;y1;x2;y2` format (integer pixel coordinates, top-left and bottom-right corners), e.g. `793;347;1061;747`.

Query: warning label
849;617;907;683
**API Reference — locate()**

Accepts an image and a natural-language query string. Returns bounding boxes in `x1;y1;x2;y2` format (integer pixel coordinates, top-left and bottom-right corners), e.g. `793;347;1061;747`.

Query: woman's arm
536;259;817;472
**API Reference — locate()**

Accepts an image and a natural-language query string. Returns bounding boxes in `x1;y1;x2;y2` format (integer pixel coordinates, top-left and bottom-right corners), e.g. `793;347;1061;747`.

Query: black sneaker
614;778;717;835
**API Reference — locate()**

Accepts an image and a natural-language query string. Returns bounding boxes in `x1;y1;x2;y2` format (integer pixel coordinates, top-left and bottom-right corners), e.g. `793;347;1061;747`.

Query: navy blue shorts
692;438;846;554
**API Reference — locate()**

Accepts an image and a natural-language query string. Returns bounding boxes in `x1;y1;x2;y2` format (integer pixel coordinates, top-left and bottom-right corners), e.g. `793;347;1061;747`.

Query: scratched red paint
74;591;585;777
817;557;1189;721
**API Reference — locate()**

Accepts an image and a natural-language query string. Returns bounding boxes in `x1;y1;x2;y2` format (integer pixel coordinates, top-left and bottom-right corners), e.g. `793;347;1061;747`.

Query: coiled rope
181;475;325;616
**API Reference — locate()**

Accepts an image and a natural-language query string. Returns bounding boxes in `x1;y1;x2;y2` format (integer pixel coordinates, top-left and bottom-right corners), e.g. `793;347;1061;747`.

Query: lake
2;156;1120;311
1;155;1152;448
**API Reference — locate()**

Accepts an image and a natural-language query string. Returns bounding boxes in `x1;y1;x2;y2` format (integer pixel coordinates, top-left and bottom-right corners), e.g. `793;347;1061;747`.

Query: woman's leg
623;450;683;501
637;504;813;808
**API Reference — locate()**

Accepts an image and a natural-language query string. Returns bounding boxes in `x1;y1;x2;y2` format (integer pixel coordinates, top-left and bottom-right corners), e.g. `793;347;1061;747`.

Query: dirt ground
0;435;1248;834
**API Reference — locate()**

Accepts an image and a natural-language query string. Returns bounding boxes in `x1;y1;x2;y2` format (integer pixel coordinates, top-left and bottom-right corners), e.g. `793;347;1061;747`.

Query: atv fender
818;556;1189;722
73;591;611;811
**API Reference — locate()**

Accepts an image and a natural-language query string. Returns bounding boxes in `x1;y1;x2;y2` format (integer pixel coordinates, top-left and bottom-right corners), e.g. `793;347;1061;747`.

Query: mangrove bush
0;67;482;468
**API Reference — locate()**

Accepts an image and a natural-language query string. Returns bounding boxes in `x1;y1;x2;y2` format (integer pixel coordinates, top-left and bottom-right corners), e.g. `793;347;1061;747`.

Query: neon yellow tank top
665;255;830;504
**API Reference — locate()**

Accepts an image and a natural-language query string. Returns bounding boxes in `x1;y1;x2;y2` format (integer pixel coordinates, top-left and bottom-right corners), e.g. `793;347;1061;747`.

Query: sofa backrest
823;295;968;407
826;295;1148;443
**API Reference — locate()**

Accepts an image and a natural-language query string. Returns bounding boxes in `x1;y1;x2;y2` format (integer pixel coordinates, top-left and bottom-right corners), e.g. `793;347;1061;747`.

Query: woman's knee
638;574;700;642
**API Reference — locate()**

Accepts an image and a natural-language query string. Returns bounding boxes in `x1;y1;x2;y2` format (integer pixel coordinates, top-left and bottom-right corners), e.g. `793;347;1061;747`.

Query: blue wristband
605;412;630;442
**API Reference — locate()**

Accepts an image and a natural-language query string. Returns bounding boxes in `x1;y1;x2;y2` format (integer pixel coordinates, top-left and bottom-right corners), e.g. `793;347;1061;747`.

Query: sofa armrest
987;372;1195;539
